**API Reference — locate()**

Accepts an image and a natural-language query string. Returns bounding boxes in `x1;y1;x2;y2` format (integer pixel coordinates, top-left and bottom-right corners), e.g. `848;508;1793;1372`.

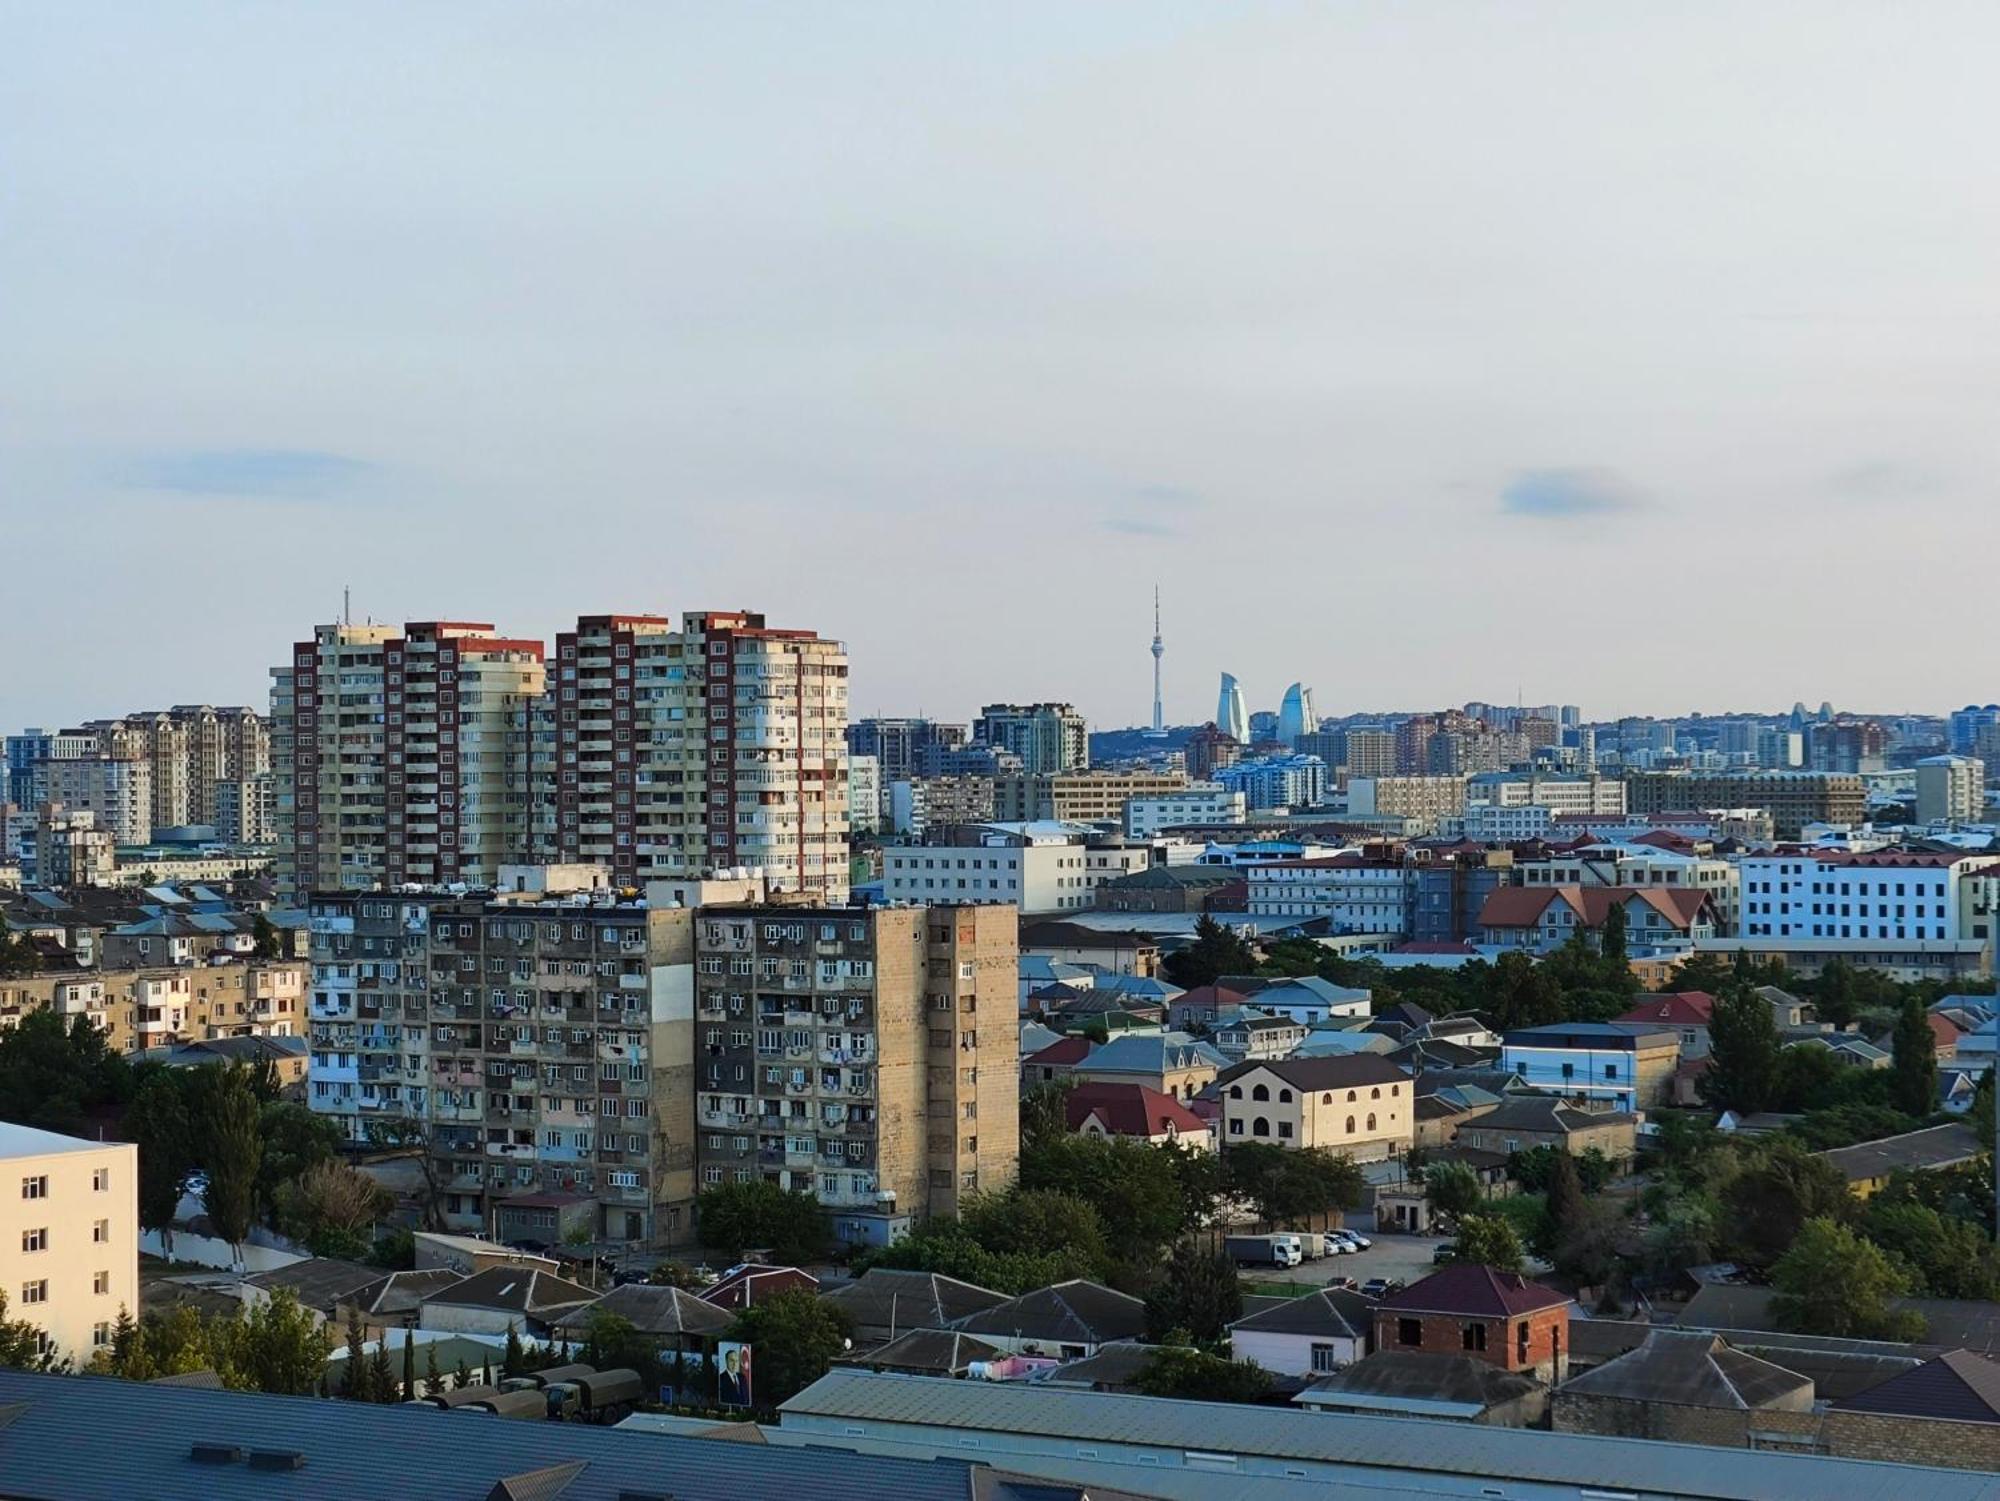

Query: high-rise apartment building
44;756;151;844
1343;728;1397;778
307;886;699;1245
272;622;545;899
3;730;94;810
1915;755;1986;824
974;703;1087;777
75;707;270;832
551;611;848;897
692;904;1018;1243
846;719;967;784
1622;770;1864;839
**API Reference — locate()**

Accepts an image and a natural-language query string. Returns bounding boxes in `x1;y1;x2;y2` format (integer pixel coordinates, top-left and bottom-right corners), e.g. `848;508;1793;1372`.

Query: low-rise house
1373;1265;1572;1382
417;1266;598;1337
1756;985;1814;1029
548;1282;733;1356
846;1327;1004;1378
1816;1123;1985;1199
1018;921;1160;978
1292;1025;1397;1059
1064;1081;1211;1150
1070;1031;1227;1103
1827;1350;2000;1469
1165;982;1253;1032
1553;1330;1813;1444
343;1268;466;1337
1017;956;1096;1008
1678;1284;2000;1358
1217;1055;1414;1161
1296;1350;1547;1426
1236;975;1371;1025
1452;1096;1639;1168
949;1280;1146;1360
239;1257;382;1325
1612;991;1716;1059
411;1231;558;1278
1020;1034;1093;1089
1211;1011;1309;1061
821;1268;1010;1348
1499;1023;1680;1111
1413;1084;1503;1150
1230;1286;1375;1376
701;1263;820;1312
1479;885;1715;955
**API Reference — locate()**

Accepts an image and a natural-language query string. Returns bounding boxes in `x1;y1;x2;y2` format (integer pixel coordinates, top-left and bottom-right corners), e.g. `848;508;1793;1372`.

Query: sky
5;3;2000;735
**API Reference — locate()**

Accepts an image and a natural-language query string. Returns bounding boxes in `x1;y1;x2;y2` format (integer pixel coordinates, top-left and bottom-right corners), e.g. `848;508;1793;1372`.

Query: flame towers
1278;682;1316;746
1217;673;1250;744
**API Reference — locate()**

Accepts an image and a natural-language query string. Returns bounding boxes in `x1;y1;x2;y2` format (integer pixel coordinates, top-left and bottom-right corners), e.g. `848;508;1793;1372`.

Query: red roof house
1374;1265;1573;1381
1064;1082;1211;1151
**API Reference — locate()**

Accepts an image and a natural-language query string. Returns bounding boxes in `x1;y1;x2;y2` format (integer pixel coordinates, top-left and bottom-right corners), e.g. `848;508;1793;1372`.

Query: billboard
717;1341;753;1408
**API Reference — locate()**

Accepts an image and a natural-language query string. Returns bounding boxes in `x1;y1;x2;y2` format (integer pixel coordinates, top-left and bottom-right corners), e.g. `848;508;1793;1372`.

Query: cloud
1825;460;1944;502
120;449;373;500
1102;482;1207;538
1498;467;1648;519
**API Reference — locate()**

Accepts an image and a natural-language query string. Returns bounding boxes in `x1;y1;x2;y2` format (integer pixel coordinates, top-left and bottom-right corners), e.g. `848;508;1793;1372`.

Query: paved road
1233;1217;1454;1292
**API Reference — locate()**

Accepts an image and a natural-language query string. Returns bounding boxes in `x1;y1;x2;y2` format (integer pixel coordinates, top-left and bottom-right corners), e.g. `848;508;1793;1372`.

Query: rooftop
952;1280;1146;1346
1833;1350;2000;1424
1558;1331;1812;1410
1816;1123;1984;1183
0;1121;123;1157
1376;1264;1572;1320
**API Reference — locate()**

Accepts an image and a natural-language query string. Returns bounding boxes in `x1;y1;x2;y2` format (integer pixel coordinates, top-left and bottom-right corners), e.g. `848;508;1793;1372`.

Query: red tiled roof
1173;985;1252;1012
1615;991;1717;1027
1377;1263;1571;1319
1025;1036;1093;1067
1927;1013;1966;1049
1065;1082;1207;1139
1478;885;1711;931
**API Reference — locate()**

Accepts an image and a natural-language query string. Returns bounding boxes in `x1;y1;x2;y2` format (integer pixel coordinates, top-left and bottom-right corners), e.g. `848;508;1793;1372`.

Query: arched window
1252;1117;1271;1137
1278;1089;1293;1103
1345;1116;1356;1133
1367;1113;1377;1131
1371;1087;1381;1099
1390;1084;1400;1096
1346;1090;1357;1102
1252;1083;1270;1102
1228;1085;1242;1099
1322;1093;1333;1104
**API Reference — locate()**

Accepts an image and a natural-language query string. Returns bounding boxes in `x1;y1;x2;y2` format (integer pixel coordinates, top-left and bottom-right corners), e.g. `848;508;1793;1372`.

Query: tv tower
1148;586;1166;736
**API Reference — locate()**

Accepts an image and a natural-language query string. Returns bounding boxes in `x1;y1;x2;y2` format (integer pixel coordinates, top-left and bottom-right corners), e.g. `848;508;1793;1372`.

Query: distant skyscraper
1216;674;1249;745
1147;587;1166;737
1277;684;1316;747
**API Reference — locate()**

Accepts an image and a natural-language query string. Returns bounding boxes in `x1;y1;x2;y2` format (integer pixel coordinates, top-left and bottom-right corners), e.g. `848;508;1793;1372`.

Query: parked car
1432;1242;1459;1265
1326;1275;1357;1291
1360;1277;1405;1298
1330;1229;1372;1252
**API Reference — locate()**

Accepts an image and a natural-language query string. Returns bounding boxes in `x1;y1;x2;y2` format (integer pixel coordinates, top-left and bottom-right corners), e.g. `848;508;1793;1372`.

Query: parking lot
1235;1217;1455;1295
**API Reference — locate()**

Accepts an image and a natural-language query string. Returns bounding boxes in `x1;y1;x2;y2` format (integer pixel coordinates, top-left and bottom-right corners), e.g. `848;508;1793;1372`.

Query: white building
1518;840;1742;932
0;1124;138;1366
1739;850;2000;945
1246;856;1414;936
847;754;882;837
1916;755;1985;825
1123;784;1246;837
1458;804;1556;841
1466;774;1626;816
881;823;1103;914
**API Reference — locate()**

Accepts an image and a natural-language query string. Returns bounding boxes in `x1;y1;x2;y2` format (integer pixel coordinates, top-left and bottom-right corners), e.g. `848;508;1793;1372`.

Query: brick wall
1553;1394;2000;1472
1375;1305;1570;1381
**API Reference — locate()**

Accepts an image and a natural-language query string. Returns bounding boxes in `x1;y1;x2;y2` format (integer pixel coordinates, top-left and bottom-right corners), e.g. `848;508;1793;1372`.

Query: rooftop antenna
343;585;352;627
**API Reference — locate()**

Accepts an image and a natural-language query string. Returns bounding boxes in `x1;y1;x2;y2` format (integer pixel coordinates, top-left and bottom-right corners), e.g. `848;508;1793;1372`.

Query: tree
1019;1135;1185;1269
0;1289;55;1371
1599;901;1629;970
726;1289;850;1409
252;913;283;960
1132;1346;1272;1403
222;1290;331;1394
256;1101;344;1226
402;1329;416;1402
201;1067;264;1263
0;1010;130;1134
365;1116;447;1231
1486;952;1564;1033
279;1158;391;1255
1771;1218;1926;1340
1163;915;1258;989
1700;986;1783;1115
1144;1239;1242;1346
453;1358;471;1390
340;1308;373;1400
960;1190;1110;1279
368;1337;397;1402
503;1323;526;1379
1862;1197;2000;1300
1721;1139;1853;1269
1424;1160;1484;1223
1889;995;1938;1119
1019;1078;1076;1148
424;1344;445;1397
1450;1214;1525;1272
126;1074;196;1257
1814;959;1860;1029
1283;1148;1365;1232
695;1180;829;1265
1539;1150;1585;1261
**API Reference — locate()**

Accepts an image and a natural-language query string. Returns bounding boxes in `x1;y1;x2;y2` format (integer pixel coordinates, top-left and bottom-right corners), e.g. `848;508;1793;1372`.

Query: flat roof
0;1121;124;1157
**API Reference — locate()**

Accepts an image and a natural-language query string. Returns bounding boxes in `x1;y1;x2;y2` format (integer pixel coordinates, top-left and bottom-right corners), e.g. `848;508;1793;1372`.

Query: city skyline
9;5;2000;727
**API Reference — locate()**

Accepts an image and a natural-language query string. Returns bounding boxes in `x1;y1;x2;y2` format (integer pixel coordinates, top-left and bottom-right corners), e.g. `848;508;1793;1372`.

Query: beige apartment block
0;1124;138;1367
692;903;1018;1245
272;621;545;899
993;771;1188;826
0;963;307;1055
553;611;849;899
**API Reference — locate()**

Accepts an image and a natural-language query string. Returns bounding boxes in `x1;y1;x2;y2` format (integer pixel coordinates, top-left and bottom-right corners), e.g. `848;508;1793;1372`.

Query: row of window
20;1169;112;1198
20;1221;112;1251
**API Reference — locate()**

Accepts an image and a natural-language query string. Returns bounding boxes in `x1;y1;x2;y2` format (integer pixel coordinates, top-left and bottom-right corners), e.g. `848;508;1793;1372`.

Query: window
1517;1322;1531;1360
1397;1317;1422;1347
1228;1119;1243;1136
1310;1343;1339;1373
92;1168;109;1192
20;1281;47;1305
1252;1117;1270;1137
92;1219;109;1244
20;1229;46;1253
1277;1122;1294;1140
1463;1323;1487;1352
92;1320;112;1348
1277;1089;1293;1103
1366;1113;1377;1132
1251;1083;1269;1101
20;1176;47;1200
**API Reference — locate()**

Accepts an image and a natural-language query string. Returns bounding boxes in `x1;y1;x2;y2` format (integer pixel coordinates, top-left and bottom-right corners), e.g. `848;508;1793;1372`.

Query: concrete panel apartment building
305;887;700;1246
0;963;306;1055
1622;770;1865;840
692;904;1019;1245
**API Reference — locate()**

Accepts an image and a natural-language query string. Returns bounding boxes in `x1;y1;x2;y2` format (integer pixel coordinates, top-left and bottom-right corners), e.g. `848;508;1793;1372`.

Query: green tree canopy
201;1066;265;1259
1450;1214;1525;1272
1423;1160;1484;1222
1162;915;1258;988
695;1180;829;1265
1700;986;1784;1115
1771;1218;1926;1341
1143;1239;1242;1346
1889;995;1938;1119
1133;1345;1272;1403
726;1288;850;1409
0;1010;129;1134
1721;1139;1853;1269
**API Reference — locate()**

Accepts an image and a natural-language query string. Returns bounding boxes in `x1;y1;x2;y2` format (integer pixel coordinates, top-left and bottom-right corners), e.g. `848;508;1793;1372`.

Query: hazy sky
6;3;1999;735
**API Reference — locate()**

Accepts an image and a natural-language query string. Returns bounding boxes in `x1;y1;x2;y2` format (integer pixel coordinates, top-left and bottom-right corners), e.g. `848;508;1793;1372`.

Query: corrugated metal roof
781;1368;2000;1501
0;1368;976;1501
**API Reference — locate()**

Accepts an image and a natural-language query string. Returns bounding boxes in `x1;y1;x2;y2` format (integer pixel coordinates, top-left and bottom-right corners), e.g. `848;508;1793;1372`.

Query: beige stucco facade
0;1125;138;1367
